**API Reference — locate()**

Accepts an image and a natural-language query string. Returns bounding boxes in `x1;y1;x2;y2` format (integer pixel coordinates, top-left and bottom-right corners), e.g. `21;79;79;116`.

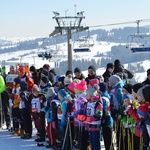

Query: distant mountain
0;26;150;54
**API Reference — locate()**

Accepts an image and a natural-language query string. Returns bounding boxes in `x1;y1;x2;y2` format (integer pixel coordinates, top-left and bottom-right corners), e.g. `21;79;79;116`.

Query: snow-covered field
0;37;149;83
0;37;149;150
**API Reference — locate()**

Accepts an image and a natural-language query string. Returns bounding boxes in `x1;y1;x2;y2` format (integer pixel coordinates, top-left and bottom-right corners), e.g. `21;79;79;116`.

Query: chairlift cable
89;18;150;28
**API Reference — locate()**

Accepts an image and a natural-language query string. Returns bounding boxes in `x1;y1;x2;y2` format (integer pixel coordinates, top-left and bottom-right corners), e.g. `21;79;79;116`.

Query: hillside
0;27;150;83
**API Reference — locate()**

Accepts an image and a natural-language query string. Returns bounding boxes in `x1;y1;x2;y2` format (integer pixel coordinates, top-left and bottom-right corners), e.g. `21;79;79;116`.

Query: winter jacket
143;117;150;148
58;98;68;132
0;75;6;93
73;93;87;126
142;78;150;85
43;94;59;123
102;70;113;83
128;107;140;137
19;73;34;91
85;74;103;85
85;95;103;131
73;73;85;80
101;95;113;127
39;82;51;96
109;82;124;109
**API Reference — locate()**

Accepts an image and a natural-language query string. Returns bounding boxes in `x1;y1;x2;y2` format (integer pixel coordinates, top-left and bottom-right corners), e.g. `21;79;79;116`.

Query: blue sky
1;0;150;37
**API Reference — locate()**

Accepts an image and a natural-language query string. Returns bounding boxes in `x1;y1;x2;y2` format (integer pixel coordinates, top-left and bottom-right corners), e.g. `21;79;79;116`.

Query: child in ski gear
18;66;34;91
10;77;24;135
19;81;32;139
73;80;88;150
43;87;58;148
31;84;46;142
85;84;103;150
39;76;51;95
99;82;113;150
109;74;123;120
56;89;72;150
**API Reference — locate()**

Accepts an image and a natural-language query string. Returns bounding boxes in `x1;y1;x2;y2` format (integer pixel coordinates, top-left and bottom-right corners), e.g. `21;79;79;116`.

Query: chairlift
126;20;150;52
38;51;52;59
74;48;91;53
73;29;94;53
131;47;150;53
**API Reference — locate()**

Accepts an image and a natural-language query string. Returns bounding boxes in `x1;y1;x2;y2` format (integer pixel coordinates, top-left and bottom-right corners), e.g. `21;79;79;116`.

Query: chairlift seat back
73;48;91;52
131;47;150;53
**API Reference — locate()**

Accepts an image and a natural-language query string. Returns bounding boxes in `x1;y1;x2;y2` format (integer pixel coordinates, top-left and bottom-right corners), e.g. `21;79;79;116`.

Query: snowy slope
0;36;149;83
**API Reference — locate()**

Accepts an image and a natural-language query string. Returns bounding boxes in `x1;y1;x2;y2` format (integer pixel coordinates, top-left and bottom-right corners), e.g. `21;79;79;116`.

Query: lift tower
49;11;89;71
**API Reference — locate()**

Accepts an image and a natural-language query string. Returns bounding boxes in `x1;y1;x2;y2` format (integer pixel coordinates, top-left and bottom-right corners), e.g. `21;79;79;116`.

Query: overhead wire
88;18;150;28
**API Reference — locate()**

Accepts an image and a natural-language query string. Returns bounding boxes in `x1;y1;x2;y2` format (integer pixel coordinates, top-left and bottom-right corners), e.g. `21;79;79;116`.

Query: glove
9;99;14;107
52;121;56;129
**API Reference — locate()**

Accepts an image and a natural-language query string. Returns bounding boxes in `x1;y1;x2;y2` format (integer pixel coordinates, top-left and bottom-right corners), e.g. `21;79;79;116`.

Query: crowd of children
0;60;150;150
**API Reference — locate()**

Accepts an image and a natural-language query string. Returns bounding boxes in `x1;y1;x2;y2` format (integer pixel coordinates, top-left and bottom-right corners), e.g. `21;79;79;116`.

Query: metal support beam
67;28;72;71
49;11;88;71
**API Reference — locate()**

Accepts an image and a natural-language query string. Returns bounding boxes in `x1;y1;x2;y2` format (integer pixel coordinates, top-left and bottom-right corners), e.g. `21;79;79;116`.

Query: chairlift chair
126;20;150;52
73;30;94;53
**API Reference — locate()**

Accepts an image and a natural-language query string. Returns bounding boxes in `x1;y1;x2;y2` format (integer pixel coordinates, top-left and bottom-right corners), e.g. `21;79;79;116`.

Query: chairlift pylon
126;20;150;52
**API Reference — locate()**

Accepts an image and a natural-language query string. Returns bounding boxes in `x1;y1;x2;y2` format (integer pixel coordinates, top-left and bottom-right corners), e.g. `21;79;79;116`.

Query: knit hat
123;84;133;94
43;64;50;70
56;75;60;82
75;80;87;91
41;69;49;77
74;67;81;73
65;70;73;76
67;82;77;93
64;76;73;86
88;65;96;73
114;59;121;66
132;83;143;93
107;63;114;69
123;94;132;100
109;74;121;85
47;87;55;97
14;77;21;85
89;78;100;86
99;82;108;92
32;84;40;93
29;66;36;72
143;85;150;102
41;76;49;84
86;84;99;96
137;103;149;117
147;68;150;76
58;89;69;98
10;65;14;69
19;66;25;73
137;86;145;99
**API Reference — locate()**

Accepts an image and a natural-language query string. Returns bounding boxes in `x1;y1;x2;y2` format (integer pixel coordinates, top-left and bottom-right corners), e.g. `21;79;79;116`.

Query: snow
0;129;51;150
0;36;149;83
0;36;149;149
0;128;112;150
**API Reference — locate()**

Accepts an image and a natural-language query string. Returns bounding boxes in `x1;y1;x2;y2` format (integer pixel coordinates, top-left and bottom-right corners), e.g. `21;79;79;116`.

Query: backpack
110;88;119;109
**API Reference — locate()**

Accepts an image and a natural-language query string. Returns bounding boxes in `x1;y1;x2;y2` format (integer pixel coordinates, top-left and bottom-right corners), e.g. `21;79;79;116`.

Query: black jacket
102;70;113;83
